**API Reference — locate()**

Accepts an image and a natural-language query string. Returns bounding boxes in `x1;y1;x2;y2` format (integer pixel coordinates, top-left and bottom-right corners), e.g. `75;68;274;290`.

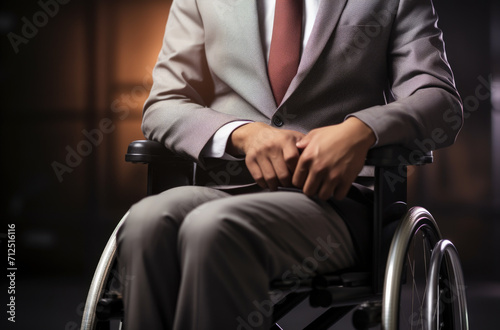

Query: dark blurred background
0;0;498;328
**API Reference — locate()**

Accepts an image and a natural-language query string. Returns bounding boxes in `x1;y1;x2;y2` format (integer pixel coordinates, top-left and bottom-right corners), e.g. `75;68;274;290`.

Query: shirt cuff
201;121;252;160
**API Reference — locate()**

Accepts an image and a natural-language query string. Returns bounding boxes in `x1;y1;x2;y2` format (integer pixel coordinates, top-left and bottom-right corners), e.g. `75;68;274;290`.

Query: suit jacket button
272;116;284;127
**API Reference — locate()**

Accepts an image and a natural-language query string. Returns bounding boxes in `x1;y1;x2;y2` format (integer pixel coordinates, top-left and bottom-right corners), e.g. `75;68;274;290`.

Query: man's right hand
226;122;305;190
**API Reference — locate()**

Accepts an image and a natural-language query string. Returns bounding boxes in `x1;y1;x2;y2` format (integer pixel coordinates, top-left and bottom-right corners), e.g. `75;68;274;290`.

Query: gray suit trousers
117;186;357;330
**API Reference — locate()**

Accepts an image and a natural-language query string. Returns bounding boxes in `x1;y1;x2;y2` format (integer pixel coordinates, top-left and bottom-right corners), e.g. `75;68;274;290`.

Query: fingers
301;166;337;200
295;131;311;149
293;123;373;200
259;158;280;190
302;172;323;198
283;143;300;174
246;153;278;190
291;157;309;189
271;155;293;188
241;126;304;190
246;145;298;190
249;145;354;199
317;177;336;201
253;154;296;190
301;171;350;201
292;146;353;200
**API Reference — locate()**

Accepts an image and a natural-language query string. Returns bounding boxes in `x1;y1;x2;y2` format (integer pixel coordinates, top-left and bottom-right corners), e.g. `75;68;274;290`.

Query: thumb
296;135;310;149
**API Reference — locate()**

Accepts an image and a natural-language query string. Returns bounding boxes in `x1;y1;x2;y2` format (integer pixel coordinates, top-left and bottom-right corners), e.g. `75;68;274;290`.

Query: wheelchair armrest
125;140;189;164
126;140;194;194
127;140;432;167
365;145;432;167
126;140;432;170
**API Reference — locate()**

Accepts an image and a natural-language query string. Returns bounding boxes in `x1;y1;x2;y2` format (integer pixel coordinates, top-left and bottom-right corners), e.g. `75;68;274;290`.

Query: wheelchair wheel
382;207;468;329
81;213;128;330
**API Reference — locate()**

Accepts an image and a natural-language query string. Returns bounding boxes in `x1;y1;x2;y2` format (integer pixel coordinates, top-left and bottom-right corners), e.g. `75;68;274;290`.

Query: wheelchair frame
81;140;468;330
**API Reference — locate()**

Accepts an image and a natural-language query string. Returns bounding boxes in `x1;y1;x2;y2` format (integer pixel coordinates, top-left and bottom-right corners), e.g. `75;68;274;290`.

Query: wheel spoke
406;231;431;329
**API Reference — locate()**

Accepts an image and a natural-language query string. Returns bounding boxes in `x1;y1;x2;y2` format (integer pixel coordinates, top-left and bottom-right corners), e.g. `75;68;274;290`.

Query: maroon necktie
268;0;303;106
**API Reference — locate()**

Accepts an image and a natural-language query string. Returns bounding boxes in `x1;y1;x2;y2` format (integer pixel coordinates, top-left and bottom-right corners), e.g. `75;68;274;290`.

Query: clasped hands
227;117;376;200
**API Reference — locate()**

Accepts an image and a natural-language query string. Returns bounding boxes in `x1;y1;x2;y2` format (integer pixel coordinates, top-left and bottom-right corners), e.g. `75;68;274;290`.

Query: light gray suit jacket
143;0;463;169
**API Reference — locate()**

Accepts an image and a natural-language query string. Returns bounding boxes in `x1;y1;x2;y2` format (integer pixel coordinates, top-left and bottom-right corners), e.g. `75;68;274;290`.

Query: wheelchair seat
81;140;468;330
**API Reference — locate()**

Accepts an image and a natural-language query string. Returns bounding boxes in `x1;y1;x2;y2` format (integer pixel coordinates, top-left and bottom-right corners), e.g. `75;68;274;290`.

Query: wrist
344;117;376;149
227;123;253;156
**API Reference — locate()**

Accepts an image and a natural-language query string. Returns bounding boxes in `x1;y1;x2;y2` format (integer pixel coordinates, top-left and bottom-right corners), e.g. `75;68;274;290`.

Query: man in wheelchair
113;0;464;329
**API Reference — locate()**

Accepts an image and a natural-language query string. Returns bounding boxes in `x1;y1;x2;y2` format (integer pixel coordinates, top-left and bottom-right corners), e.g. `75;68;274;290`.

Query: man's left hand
292;117;376;200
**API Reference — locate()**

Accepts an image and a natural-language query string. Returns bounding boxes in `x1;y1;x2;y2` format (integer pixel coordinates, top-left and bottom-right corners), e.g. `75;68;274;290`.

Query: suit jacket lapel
216;1;277;117
281;0;349;106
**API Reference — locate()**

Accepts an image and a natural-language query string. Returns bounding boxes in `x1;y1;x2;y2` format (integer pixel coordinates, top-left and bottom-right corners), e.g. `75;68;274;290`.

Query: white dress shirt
202;0;321;160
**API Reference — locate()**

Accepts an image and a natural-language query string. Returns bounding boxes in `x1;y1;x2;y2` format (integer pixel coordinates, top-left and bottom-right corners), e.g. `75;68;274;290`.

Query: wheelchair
81;140;469;329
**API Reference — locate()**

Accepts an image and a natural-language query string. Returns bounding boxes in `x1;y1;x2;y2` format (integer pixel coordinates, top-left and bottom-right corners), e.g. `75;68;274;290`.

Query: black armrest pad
125;140;189;164
365;145;433;167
